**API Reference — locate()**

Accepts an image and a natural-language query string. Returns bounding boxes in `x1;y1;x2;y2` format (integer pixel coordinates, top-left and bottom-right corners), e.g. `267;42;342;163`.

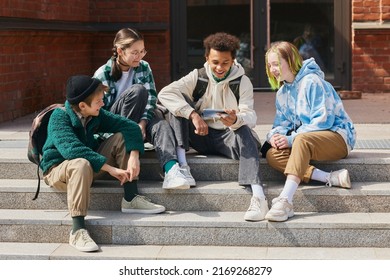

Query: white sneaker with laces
265;197;294;222
163;163;190;189
69;229;99;252
180;164;196;186
121;196;165;214
326;169;351;189
244;196;269;221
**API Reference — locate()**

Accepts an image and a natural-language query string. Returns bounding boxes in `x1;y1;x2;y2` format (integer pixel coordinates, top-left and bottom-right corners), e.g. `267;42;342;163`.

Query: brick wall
0;0;170;123
0;30;95;122
0;0;91;21
352;0;390;93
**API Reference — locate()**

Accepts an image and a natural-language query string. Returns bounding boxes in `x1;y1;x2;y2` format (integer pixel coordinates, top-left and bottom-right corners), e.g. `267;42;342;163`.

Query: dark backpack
27;103;64;200
193;67;242;103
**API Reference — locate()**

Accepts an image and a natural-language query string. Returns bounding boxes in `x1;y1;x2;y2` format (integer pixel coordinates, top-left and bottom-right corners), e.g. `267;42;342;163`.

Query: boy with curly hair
158;32;267;222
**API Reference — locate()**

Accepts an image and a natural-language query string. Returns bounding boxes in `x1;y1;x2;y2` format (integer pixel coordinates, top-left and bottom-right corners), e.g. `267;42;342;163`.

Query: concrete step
1;146;390;182
1;209;390;248
2;242;390;260
1;179;390;213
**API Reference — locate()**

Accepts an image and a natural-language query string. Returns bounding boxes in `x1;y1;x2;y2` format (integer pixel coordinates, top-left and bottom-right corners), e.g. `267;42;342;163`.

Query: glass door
171;0;351;90
186;0;252;79
269;0;334;81
171;0;252;81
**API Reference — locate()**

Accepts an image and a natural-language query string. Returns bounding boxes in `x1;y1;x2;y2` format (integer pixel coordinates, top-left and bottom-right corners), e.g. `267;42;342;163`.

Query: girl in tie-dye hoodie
263;41;356;222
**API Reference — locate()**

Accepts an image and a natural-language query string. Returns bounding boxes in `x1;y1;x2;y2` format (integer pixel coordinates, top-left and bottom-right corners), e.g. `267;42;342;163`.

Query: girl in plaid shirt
94;28;194;190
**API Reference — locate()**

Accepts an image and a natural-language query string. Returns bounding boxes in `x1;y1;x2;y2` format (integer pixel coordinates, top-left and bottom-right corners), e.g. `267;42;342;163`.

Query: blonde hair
265;41;303;90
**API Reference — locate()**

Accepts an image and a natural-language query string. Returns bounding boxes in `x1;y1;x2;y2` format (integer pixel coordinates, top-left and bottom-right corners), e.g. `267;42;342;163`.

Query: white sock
251;184;265;199
176;147;187;166
279;179;299;204
311;168;330;183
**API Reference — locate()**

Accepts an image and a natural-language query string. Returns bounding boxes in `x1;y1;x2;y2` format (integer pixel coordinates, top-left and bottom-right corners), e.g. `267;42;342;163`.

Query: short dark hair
203;32;240;59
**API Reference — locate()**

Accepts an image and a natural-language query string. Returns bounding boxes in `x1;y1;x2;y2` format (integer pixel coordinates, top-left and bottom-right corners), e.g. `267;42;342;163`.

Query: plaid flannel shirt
93;58;157;121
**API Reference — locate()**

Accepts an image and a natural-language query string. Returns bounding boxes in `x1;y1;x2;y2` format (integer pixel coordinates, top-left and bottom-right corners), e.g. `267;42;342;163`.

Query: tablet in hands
202;108;228;119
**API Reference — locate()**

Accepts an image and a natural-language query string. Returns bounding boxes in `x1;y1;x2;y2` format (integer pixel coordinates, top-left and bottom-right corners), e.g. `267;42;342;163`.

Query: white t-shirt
115;69;134;100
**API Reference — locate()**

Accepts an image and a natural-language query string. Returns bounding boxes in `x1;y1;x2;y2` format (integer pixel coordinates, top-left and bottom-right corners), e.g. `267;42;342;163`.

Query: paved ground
0;92;389;143
254;92;390;124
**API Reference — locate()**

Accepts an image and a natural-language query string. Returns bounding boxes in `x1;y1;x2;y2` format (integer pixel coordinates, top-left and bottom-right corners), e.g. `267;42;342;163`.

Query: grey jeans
169;114;262;185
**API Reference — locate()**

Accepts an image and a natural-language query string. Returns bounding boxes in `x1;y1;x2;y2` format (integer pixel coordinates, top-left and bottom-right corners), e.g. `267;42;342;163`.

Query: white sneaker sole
265;209;294;222
69;242;99;252
121;206;166;214
162;183;190;190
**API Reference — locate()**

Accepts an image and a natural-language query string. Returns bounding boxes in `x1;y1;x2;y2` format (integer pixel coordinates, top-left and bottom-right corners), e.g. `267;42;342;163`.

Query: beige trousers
266;131;348;183
44;133;129;217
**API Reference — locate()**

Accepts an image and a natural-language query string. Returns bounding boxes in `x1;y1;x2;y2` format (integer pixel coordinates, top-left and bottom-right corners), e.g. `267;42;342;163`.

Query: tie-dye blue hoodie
266;58;356;153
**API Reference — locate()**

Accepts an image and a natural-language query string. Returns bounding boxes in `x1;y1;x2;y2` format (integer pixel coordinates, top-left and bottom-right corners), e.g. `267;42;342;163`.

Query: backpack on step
193;67;242;103
27;103;64;200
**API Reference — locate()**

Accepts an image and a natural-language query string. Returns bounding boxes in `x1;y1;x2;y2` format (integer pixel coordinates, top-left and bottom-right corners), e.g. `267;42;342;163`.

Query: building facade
0;0;389;123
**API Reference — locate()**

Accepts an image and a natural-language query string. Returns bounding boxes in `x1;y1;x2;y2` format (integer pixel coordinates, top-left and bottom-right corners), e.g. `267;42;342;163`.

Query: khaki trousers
43;133;129;217
266;131;348;183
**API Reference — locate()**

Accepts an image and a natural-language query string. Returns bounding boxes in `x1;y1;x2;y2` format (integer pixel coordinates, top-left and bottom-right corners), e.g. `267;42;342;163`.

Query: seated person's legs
145;111;192;189
266;131;351;222
110;84;148;120
96;132;166;213
44;158;98;252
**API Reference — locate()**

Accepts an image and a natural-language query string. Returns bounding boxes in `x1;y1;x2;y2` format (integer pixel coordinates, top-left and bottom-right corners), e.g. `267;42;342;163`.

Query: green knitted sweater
40;101;144;174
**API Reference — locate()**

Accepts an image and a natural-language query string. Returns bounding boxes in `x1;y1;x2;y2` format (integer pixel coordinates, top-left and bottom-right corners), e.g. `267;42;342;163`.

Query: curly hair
203;32;240;59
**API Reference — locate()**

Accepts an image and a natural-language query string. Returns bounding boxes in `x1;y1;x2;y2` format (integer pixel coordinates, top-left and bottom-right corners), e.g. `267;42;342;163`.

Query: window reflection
270;0;334;77
187;0;253;79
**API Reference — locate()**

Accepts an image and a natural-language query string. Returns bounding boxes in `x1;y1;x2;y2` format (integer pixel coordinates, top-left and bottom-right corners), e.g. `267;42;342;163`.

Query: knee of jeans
236;125;251;135
130;84;148;100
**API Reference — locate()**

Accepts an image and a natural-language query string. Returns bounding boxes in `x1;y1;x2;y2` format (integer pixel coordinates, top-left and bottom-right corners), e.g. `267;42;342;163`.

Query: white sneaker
244;196;269;221
326;169;351;189
163;163;190;189
180;164;196;186
69;229;99;252
121;196;165;214
265;197;294;222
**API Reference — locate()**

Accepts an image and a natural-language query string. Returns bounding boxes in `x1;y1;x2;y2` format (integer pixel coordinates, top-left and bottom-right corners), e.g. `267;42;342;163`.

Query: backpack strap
193;68;209;102
32;164;41;200
228;76;241;103
192;67;242;103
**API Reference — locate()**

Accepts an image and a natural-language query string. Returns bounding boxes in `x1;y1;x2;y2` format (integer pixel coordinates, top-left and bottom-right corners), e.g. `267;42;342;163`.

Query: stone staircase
1;122;390;259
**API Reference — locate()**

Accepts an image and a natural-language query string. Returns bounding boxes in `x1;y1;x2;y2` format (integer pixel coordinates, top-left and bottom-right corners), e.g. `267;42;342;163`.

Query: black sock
72;216;85;234
123;180;139;202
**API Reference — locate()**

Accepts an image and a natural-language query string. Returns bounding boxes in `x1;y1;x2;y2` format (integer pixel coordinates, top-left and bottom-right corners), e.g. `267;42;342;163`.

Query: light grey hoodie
158;61;257;130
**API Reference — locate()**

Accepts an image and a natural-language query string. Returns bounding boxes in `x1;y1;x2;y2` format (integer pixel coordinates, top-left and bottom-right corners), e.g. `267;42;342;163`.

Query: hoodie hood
295;58;324;83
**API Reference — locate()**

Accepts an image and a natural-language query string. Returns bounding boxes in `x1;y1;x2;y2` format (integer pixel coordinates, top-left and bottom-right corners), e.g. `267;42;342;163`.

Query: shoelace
247;198;261;211
180;167;192;177
78;230;93;244
136;195;151;202
325;171;333;187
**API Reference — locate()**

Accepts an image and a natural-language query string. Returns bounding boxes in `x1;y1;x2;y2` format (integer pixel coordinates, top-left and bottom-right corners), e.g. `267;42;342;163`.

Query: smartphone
201;108;227;119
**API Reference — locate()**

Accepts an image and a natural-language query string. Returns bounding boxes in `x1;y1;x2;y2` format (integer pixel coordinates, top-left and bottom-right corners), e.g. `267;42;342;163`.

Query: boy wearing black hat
41;75;165;252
